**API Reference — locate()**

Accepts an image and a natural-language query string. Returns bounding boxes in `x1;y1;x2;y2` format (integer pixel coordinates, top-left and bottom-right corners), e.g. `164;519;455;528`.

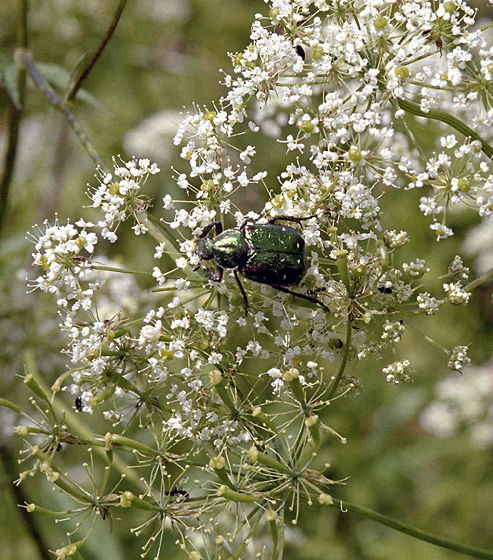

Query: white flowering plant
2;1;493;559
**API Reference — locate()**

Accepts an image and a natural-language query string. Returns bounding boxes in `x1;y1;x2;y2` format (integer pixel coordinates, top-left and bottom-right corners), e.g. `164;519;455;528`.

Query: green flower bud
312;45;324;60
394;65;410;79
443;1;455;13
200;179;214;193
300;119;314;133
373;16;388;29
457;178;471;193
348;146;362;162
270;194;285;208
108;182;120;195
120;491;134;508
304;274;316;290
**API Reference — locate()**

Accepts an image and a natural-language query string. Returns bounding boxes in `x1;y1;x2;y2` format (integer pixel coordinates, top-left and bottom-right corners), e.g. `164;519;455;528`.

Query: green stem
0;0;28;235
332;498;493;560
465;269;493;293
17;50;109;173
0;398;21;415
327;317;353;400
217;486;258;503
276;507;285;560
397;97;493;160
64;0;128;104
108;434;158;457
89;264;151;276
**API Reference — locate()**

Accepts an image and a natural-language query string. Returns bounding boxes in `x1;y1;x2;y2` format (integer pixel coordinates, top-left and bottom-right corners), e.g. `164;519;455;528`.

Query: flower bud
318;493;333;505
209;369;223;386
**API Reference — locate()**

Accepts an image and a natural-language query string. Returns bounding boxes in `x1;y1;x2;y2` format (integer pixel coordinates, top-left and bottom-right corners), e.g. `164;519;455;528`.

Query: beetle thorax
212;230;249;269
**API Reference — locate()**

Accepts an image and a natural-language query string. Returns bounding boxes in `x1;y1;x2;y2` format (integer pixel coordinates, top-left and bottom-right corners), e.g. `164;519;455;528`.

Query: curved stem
397;97;493;160
327;317;353;400
64;0;128;103
89;264;152;276
332;498;493;560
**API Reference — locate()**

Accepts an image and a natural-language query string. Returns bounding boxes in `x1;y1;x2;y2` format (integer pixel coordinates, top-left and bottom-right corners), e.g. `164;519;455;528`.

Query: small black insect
75;396;83;412
295;44;305;60
378;285;393;294
166;488;189;501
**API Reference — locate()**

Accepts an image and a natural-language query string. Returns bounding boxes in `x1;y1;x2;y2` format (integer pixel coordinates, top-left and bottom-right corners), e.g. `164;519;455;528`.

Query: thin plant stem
17;50;109;173
397;96;493;160
327;317;353;400
332;498;493;560
465;269;493;292
0;92;23;235
64;0;128;104
0;0;28;235
276;507;285;560
146;212;182;252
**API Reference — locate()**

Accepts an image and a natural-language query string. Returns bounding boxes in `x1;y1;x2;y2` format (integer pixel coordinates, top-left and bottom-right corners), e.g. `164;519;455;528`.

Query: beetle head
196;237;214;260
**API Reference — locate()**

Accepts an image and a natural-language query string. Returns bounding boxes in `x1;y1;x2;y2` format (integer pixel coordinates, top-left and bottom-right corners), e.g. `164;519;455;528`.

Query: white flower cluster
31;217;97;297
24;2;492;558
383;360;414;385
28;2;489;453
443;281;470;305
447;345;471;371
89;157;159;242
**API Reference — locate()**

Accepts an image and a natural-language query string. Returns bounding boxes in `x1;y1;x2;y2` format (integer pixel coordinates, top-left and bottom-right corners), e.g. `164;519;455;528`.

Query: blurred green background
1;1;492;559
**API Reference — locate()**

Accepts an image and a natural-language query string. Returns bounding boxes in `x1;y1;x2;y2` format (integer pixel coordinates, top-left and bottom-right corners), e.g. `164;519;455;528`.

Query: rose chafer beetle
195;215;330;314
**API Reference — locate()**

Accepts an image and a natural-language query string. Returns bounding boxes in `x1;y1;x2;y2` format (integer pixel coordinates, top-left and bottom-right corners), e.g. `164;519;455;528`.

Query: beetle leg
233;269;249;315
215;266;224;282
272;285;330;313
209;265;223;282
197;221;223;238
199;263;223;282
238;218;251;234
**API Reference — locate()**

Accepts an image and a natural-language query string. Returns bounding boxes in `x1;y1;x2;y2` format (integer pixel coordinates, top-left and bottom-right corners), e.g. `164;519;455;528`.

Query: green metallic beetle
195;215;330;313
